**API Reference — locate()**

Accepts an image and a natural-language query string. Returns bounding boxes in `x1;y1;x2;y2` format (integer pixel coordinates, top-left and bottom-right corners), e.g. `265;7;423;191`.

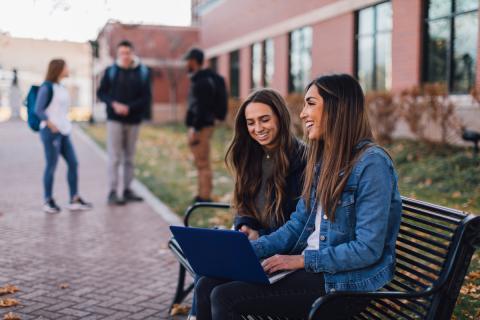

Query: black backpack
207;73;228;121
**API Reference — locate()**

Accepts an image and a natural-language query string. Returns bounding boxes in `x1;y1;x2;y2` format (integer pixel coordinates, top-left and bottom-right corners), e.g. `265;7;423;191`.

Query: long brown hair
45;59;66;83
225;88;295;228
302;74;374;220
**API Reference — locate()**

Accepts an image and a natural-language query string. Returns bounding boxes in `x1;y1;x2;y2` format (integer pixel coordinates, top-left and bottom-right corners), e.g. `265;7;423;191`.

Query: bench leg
170;264;195;312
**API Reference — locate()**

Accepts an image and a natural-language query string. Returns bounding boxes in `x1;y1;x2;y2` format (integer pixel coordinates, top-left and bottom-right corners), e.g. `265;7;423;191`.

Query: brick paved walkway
0;121;190;320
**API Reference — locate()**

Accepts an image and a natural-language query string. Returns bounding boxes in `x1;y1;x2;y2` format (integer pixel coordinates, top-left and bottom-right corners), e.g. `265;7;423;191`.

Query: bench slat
396;261;436;284
375;299;416;320
401;212;456;233
396;236;447;259
385;283;430;311
393;270;429;289
399;228;450;250
400;221;452;241
403;204;463;224
396;255;440;277
396;243;444;267
402;198;467;220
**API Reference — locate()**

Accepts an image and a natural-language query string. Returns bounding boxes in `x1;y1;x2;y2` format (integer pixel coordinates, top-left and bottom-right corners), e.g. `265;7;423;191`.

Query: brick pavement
0;121;191;319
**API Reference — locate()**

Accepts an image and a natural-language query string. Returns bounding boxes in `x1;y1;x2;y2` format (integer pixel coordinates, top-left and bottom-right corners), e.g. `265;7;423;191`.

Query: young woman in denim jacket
188;88;305;319
195;74;402;320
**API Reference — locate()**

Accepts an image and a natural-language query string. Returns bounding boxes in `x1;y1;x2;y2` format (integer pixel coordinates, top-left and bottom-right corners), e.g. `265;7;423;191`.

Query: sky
0;0;192;42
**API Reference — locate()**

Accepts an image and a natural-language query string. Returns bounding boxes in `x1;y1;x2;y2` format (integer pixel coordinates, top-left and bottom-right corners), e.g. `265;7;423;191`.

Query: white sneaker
68;197;93;211
43;198;61;213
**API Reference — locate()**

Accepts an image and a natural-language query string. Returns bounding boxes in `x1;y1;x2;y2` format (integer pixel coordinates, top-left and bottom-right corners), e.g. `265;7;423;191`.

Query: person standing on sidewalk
97;40;152;205
184;48;227;203
35;59;92;213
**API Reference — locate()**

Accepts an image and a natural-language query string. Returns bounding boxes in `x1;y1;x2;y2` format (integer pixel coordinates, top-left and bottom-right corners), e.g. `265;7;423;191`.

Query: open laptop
170;226;294;284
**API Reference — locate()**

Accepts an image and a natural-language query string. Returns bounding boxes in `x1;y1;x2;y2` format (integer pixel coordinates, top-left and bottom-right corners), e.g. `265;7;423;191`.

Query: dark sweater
185;69;217;130
234;138;307;235
97;64;151;124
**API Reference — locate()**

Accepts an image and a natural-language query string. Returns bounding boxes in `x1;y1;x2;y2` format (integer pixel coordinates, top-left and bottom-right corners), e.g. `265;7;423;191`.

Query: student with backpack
184;48;228;203
97;40;152;205
34;59;92;213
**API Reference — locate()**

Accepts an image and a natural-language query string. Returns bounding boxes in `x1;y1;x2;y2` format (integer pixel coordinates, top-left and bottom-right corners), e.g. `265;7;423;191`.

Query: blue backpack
25;81;53;132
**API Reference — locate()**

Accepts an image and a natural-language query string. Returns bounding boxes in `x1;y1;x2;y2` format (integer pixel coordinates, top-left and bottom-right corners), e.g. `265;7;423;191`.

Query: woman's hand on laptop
262;255;305;273
239;225;259;240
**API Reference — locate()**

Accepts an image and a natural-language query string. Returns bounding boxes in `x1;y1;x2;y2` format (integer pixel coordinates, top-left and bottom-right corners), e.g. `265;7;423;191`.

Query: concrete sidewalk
0;120;188;319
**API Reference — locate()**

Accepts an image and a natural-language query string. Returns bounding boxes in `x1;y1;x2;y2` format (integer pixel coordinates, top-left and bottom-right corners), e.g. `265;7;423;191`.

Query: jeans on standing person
39;127;78;201
106;120;140;192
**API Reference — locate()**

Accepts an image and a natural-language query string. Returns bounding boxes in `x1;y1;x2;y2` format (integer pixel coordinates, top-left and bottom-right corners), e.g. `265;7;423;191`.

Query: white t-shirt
41;83;72;135
303;205;323;252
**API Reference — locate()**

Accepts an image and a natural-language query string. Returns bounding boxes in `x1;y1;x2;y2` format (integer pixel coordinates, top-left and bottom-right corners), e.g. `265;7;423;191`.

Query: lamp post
88;40;99;124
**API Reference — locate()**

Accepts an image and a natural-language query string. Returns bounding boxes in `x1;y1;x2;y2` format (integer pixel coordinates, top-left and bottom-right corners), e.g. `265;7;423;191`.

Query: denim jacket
251;145;402;293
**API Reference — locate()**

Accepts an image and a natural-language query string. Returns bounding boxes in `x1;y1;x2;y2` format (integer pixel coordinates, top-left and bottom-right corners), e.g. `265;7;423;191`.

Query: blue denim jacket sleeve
251;197;310;258
303;152;394;273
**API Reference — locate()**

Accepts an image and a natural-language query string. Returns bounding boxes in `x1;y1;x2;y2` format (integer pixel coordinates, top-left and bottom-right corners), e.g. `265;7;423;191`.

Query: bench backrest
356;197;480;320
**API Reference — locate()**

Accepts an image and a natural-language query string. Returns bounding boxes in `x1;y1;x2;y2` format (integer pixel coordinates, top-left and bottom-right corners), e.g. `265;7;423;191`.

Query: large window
356;1;392;92
424;0;478;93
251;39;275;89
289;27;312;93
209;56;218;73
264;38;275;87
229;50;240;98
251;42;263;89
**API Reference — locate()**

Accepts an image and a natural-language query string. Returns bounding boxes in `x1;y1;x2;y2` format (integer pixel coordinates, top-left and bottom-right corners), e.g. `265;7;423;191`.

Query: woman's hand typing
262;255;305;273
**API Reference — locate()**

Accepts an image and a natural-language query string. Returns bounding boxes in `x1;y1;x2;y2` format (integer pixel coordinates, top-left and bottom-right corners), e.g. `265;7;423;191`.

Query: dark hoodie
185;68;217;130
97;60;152;124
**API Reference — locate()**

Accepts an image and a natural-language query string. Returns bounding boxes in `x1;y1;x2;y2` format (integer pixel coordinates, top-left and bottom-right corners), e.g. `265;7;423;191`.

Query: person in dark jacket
184;48;219;202
97;40;151;205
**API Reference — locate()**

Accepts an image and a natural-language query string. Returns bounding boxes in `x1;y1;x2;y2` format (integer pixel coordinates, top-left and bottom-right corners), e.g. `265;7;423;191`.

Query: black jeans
196;270;330;320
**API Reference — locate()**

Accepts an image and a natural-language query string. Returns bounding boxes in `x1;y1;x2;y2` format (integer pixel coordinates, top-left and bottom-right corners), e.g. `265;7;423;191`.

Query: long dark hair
225;88;295;227
45;59;66;83
302;74;374;220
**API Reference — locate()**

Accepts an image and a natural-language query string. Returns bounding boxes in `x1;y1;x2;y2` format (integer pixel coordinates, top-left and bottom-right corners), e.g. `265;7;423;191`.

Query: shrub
365;91;399;144
399;84;463;146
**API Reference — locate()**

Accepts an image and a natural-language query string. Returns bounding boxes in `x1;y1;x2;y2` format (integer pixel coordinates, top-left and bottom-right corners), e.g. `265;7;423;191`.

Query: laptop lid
170;226;270;284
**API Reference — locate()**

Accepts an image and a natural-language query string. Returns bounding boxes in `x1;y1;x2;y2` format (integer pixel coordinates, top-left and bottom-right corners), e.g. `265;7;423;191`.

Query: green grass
82;122;479;318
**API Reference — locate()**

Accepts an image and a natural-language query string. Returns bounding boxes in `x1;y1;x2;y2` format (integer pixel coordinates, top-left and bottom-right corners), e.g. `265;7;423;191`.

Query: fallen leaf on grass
3;312;21;320
0;286;19;296
460;283;480;296
59;283;69;289
466;271;480;281
170;303;190;316
0;299;19;308
452;191;462;198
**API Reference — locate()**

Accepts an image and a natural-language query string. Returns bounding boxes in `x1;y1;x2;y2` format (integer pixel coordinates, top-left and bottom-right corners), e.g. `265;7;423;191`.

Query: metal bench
168;197;480;319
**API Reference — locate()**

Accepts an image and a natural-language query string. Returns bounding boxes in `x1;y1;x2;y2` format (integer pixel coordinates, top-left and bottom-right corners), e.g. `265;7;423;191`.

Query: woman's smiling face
245;102;279;149
300;85;325;140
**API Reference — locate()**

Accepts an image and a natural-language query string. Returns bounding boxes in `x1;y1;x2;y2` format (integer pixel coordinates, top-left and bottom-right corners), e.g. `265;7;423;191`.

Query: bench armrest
184;202;231;227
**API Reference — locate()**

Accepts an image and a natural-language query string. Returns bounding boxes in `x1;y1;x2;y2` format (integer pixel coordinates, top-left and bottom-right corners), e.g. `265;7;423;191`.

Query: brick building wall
195;0;480;139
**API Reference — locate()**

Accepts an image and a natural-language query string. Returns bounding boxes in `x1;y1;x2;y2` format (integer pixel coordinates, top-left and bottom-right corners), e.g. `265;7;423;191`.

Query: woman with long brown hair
188;88;305;319
35;59;92;213
226;88;306;238
195;74;402;320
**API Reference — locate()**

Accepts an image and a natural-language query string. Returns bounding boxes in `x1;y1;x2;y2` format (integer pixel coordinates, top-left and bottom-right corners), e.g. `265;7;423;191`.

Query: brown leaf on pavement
3;312;21;320
0;298;19;308
0;285;19;296
59;283;69;289
170;303;190;316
